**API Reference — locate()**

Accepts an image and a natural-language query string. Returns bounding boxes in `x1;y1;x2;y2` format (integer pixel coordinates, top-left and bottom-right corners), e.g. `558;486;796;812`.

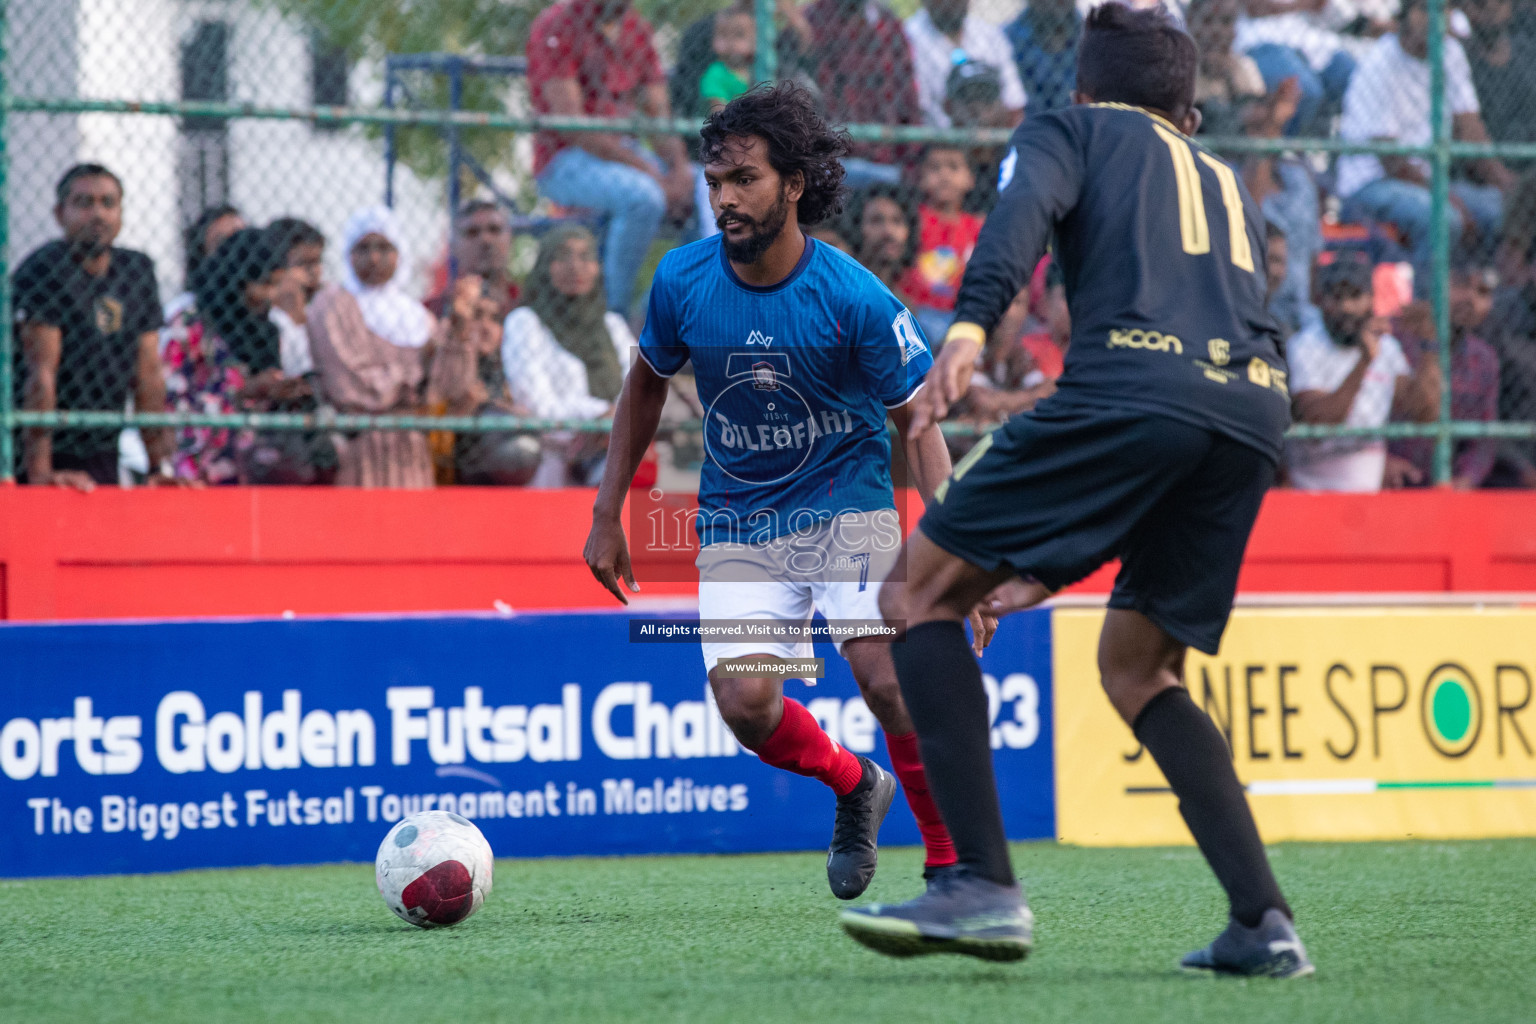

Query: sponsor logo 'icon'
1108;328;1183;354
1208;338;1231;365
746;330;773;347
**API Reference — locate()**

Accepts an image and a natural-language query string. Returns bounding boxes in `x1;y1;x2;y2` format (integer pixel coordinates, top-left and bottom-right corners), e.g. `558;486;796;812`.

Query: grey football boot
1181;908;1315;978
840;868;1034;962
826;757;897;899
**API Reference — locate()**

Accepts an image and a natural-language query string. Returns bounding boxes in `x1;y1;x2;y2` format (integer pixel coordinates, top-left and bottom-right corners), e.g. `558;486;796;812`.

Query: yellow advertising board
1053;607;1536;845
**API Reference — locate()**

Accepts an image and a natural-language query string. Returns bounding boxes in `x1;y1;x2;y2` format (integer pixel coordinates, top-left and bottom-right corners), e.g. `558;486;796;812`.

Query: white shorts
696;510;903;672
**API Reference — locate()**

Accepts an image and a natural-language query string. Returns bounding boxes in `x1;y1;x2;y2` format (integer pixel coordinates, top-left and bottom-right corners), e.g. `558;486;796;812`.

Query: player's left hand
912;331;982;434
968;606;998;656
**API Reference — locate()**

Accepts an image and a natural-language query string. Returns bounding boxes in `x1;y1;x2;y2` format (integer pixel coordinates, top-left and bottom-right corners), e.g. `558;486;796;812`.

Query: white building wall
5;0;446;303
223;7;444;301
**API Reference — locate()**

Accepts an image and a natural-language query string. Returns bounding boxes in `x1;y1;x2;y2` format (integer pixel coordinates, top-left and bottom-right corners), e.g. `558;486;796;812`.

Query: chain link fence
2;0;1534;490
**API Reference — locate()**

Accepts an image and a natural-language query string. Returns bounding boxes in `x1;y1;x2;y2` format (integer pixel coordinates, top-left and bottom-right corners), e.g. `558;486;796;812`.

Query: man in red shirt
528;0;695;314
803;0;923;185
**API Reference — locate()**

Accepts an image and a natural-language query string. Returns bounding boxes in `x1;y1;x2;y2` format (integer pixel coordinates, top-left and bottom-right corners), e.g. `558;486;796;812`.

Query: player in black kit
838;3;1312;977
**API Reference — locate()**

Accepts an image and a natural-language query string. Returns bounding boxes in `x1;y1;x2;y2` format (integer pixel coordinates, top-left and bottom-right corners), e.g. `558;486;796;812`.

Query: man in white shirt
1287;252;1440;491
1336;0;1513;294
904;0;1027;128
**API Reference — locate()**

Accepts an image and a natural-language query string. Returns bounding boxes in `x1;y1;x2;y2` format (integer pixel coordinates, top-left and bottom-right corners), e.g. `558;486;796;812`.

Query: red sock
885;731;958;868
752;698;865;796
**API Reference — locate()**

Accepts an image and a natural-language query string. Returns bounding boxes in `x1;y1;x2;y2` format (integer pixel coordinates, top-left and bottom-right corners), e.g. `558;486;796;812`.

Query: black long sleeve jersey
954;103;1292;460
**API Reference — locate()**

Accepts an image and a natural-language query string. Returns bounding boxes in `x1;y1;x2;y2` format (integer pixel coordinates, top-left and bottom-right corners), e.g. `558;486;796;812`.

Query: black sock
891;620;1014;886
1133;687;1291;927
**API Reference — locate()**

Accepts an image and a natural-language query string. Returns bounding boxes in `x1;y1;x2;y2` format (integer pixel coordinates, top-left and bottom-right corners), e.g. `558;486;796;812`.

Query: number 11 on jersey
1153;124;1255;273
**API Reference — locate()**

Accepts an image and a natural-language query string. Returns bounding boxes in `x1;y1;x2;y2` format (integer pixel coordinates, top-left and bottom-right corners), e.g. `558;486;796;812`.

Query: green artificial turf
1;839;1531;1023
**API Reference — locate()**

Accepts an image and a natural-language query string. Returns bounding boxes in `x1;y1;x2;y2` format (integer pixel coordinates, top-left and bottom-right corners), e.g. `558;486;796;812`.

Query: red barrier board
0;487;1532;621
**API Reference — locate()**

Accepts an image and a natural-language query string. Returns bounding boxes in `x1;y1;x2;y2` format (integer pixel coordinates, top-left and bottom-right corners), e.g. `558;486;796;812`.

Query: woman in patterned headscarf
501;225;635;486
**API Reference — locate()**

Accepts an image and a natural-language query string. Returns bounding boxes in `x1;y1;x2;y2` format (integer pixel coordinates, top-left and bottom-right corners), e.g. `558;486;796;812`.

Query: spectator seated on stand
164;203;246;325
1462;0;1536;144
1338;0;1515;294
900;143;983;344
426;200;522;324
1188;0;1321;320
1385;256;1503;488
502;226;636;488
528;0;694;317
1232;0;1356;136
261;217;341;484
804;0;923;186
946;60;1014;213
904;0;1026;130
671;0;818;154
842;183;922;310
163;228;327;485
1486;174;1536;486
1006;0;1082;116
307;206;473;489
13;163;167;490
1285;251;1441;491
699;3;758;114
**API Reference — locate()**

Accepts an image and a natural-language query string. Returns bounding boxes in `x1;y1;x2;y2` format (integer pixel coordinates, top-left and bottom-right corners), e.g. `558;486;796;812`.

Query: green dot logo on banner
1421;664;1482;758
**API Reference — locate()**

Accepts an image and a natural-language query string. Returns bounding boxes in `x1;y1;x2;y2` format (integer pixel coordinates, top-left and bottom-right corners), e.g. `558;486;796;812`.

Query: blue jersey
639;236;933;546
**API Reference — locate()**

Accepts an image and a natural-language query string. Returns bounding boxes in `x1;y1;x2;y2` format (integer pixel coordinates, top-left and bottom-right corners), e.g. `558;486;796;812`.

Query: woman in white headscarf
307;206;483;487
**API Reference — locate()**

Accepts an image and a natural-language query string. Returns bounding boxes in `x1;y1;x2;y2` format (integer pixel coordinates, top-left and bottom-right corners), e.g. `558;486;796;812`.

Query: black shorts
920;407;1275;655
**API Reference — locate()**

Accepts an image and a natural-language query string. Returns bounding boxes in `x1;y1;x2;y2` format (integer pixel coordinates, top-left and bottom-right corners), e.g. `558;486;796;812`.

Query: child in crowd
900;143;982;343
700;4;756;114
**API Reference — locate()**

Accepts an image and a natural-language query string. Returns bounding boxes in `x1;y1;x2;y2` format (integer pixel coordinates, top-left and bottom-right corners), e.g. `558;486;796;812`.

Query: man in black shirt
839;4;1311;978
14;164;166;489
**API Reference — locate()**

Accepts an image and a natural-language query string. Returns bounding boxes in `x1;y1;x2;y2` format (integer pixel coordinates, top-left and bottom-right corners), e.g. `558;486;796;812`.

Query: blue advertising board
0;608;1053;877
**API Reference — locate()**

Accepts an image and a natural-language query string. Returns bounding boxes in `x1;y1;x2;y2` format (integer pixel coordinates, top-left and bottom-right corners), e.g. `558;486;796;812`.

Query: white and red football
375;811;494;928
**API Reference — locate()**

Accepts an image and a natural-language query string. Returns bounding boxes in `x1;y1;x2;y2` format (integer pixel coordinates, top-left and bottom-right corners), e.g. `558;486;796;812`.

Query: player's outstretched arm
584;359;671;605
908;323;984;435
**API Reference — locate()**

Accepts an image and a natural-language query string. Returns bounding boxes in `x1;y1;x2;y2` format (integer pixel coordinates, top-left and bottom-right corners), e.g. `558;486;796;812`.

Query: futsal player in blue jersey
584;83;983;900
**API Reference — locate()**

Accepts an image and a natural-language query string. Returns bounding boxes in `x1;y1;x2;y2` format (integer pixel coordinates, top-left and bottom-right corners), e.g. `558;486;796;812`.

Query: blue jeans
538;146;666;313
842;157;903;190
1343;177;1504;296
1247;44;1355;137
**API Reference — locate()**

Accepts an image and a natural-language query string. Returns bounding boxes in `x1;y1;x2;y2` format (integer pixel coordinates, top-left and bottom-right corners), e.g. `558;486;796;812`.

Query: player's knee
857;671;905;725
710;677;780;748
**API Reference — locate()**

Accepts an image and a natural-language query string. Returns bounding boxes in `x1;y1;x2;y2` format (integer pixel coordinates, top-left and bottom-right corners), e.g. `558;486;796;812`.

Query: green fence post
753;0;778;87
0;0;12;484
1427;0;1453;485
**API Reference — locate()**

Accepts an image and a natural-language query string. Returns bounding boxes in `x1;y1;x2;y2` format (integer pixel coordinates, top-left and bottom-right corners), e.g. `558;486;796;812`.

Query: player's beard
718;188;790;265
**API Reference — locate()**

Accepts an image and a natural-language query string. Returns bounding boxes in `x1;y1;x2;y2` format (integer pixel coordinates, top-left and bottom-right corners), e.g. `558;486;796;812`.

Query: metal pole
753;0;778;86
447;58;463;281
0;0;13;483
1427;0;1453;485
383;59;397;208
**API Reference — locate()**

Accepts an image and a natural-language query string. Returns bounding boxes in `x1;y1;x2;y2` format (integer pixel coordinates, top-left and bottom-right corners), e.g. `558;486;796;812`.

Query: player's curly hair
700;82;851;226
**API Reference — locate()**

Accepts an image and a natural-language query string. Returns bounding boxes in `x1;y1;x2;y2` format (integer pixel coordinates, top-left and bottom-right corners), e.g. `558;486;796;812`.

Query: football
375;811;494;928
